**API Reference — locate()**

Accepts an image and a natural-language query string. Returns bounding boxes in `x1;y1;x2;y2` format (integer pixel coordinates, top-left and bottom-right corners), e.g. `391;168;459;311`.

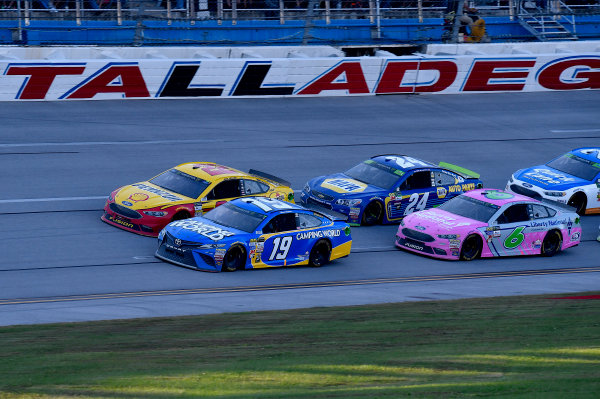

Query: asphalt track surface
1;91;599;326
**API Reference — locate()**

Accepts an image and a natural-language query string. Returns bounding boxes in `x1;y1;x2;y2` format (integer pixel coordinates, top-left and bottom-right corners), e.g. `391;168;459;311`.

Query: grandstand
1;0;599;45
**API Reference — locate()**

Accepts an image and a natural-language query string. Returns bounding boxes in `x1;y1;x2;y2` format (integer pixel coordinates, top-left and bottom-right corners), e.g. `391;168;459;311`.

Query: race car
395;188;581;260
300;155;483;226
155;197;352;272
102;162;294;237
506;147;600;216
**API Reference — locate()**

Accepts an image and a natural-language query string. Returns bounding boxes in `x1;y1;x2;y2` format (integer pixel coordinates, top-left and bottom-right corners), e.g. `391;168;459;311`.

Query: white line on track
550;129;600;133
0;196;106;204
0;139;221;148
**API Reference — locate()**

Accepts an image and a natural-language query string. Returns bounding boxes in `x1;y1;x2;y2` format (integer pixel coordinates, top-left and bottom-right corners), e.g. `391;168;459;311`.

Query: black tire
541;230;562;257
309;240;331;267
222;246;245;272
567;194;587;216
361;201;383;226
460;234;482;261
172;211;190;221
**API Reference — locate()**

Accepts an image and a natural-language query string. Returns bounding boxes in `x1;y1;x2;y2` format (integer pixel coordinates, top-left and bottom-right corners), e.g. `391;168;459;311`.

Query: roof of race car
232;197;304;215
463;189;537;206
370;155;436;171
570;147;600;163
173;162;249;181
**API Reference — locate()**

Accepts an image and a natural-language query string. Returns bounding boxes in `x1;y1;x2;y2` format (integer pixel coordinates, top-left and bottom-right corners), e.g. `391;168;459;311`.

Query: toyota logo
174;238;182;246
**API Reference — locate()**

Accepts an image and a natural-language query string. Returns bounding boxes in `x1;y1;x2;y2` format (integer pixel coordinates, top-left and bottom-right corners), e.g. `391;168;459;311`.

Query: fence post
418;0;423;23
217;0;223;25
279;0;284;24
325;0;330;25
76;0;81;26
117;0;122;26
232;0;237;25
369;0;375;24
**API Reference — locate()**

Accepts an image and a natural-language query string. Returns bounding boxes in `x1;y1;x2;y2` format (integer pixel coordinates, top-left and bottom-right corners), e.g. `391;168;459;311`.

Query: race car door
433;169;463;205
487;203;534;256
201;179;243;213
391;170;436;219
258;212;314;267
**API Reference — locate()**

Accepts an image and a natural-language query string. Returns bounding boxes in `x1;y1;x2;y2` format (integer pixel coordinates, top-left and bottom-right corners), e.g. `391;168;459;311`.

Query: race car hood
162;217;246;243
403;208;487;233
114;182;192;210
514;166;588;190
310;173;384;197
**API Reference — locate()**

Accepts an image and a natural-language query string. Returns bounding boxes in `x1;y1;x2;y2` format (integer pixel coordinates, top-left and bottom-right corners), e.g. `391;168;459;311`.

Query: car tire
172;211;190;221
541;230;562;257
567;194;587;216
222;246;245;272
361;201;383;226
309;240;331;267
460;234;482;261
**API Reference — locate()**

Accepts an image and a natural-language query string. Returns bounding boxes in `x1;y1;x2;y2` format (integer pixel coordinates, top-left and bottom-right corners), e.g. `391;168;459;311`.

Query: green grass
1;292;600;398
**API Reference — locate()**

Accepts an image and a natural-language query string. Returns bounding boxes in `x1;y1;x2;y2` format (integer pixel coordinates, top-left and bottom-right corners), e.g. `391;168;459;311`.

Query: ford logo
522;183;533;188
415;225;426;231
122;201;133;206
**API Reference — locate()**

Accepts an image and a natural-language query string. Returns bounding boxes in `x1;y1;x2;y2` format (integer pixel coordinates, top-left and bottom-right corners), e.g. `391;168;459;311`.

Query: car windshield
438;195;500;223
546;154;600;181
149;169;211;199
204;203;267;233
344;161;402;190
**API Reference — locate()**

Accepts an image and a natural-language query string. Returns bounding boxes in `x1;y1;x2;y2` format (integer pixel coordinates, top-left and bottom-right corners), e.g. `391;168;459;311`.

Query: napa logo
321;178;367;193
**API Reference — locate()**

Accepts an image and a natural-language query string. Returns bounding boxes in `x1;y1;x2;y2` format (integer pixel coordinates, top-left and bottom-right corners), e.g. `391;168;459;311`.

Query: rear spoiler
301;203;349;222
438;162;481;179
248;169;292;188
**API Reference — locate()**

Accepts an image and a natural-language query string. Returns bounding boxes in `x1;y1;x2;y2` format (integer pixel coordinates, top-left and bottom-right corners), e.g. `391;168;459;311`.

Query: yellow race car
102;162;294;237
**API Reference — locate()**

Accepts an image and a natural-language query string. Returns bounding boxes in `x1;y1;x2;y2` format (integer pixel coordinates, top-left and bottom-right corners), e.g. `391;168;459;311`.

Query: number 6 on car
156;197;352;272
395;189;582;260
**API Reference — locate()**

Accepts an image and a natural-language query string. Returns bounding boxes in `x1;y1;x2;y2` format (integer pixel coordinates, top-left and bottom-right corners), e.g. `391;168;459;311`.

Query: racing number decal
390;156;428;169
504;226;525;249
244;197;294;212
196;164;237;176
269;236;292;261
404;192;429;216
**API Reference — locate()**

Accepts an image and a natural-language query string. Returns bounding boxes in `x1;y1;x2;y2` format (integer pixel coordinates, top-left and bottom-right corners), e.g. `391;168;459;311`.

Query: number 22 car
395;189;581;260
300;155;482;226
102;162;294;237
155;197;352;272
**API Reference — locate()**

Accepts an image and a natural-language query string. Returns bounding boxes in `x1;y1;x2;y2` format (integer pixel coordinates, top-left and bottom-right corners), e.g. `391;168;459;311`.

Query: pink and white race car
395;189;581;260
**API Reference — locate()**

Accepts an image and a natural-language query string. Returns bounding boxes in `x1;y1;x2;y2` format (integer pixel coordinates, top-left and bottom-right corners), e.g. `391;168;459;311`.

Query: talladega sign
2;54;599;100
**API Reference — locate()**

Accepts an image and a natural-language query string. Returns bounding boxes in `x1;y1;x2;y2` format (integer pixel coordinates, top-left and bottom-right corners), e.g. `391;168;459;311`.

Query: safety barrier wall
1;49;599;100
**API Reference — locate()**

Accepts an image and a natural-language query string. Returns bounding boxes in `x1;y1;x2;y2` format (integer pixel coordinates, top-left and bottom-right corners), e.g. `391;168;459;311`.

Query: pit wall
1;42;598;101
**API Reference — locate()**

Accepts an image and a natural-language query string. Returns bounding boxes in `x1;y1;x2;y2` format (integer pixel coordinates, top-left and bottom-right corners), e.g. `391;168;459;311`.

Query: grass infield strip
1;292;599;398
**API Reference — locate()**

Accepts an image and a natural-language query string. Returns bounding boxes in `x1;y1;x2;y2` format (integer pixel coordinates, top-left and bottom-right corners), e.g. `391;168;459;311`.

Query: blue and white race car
155;197;352;272
300;155;483;226
506;147;600;216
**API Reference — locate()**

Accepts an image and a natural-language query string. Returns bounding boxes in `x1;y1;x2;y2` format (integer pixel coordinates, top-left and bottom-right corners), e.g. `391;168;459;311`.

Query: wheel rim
461;236;480;260
542;232;561;256
311;243;329;267
224;248;242;271
363;202;382;225
568;196;586;215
